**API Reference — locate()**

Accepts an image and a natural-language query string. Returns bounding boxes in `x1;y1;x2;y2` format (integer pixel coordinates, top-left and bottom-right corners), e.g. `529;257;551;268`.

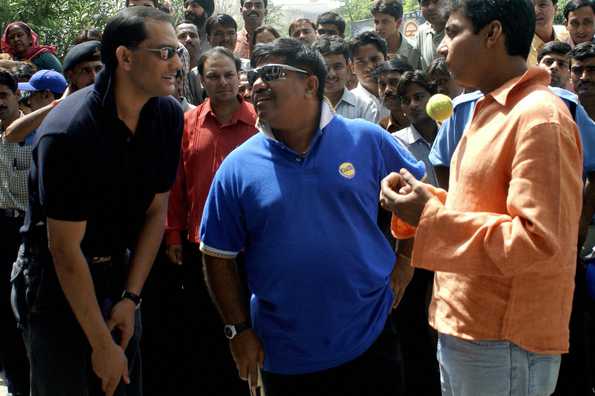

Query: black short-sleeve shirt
22;70;183;256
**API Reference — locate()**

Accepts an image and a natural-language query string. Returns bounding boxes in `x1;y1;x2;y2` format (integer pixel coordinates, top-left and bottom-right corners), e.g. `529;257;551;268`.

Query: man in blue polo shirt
200;38;424;396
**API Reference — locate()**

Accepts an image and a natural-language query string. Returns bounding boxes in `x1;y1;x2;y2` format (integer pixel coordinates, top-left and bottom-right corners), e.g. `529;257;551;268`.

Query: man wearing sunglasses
200;38;425;395
11;7;183;396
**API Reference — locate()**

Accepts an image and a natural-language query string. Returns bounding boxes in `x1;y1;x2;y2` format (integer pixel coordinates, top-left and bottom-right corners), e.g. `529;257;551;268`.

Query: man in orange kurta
380;1;583;395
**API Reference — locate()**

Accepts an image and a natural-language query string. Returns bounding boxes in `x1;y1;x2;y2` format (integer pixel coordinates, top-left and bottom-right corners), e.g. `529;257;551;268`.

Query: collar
257;99;335;140
394;124;430;145
354;83;380;104
337;87;357;107
198;96;254;126
487;67;550;107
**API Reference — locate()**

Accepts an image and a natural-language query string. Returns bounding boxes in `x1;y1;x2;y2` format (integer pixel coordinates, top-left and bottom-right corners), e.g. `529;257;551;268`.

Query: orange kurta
392;67;583;354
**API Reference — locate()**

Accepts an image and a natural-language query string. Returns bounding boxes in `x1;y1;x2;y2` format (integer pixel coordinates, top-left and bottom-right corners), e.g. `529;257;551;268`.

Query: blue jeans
437;333;561;396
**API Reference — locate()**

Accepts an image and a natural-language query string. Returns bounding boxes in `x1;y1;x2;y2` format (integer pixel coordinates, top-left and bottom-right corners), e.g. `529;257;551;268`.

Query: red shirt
165;97;257;245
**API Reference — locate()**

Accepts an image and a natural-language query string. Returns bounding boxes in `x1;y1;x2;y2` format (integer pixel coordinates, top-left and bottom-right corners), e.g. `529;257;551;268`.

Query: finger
106;318;116;332
399;184;413;194
122;363;130;385
399;168;419;187
248;362;259;394
119;327;133;351
105;377;118;396
238;361;248;381
381;172;402;192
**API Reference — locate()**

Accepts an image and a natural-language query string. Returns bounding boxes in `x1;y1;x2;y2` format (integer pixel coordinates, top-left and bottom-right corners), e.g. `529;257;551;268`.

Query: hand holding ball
426;94;453;122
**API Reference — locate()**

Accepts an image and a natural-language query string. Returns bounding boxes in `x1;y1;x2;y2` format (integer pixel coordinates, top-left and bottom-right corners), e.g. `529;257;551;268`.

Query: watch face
224;325;236;339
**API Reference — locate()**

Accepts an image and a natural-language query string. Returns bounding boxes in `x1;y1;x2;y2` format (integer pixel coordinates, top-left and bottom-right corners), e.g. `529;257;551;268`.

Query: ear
115;45;134;72
304;74;319;98
484;20;503;50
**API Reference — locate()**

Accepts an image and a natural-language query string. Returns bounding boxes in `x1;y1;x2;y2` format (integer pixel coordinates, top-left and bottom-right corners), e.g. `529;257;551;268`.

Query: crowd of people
1;0;595;395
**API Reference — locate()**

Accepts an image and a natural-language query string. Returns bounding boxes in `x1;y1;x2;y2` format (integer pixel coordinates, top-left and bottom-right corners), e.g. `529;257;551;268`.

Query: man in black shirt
11;7;183;396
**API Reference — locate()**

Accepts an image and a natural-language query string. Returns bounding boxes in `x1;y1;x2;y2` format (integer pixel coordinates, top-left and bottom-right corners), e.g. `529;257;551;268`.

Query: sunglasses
247;64;309;85
131;46;185;61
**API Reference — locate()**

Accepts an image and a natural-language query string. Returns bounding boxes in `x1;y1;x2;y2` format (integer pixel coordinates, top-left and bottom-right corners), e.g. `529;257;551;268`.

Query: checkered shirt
0;133;32;211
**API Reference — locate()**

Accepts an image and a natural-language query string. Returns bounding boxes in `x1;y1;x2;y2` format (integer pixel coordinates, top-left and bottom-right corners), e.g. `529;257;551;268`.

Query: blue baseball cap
18;70;67;95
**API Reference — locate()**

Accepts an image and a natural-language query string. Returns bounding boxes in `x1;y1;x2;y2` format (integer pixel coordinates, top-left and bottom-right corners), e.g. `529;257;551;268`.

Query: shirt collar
257;99;335;140
394;123;431;145
487;67;550;107
337;87;357;107
198;96;254;126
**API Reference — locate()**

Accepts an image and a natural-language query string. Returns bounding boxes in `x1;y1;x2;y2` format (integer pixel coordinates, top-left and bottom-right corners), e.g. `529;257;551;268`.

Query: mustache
247;11;259;17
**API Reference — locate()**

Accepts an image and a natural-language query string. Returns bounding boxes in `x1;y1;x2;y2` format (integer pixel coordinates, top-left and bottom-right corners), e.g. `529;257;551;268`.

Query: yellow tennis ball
426;93;454;122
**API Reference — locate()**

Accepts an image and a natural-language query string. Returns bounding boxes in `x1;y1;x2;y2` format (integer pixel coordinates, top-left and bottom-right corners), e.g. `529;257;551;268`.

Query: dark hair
316;12;346;36
450;0;535;60
537;41;572;63
197;46;242;75
371;0;404;20
570;41;595;61
125;0;159;6
396;70;436;99
372;56;413;78
0;69;18;93
564;0;595;20
205;14;238;36
312;35;351;62
251;38;327;100
240;0;268;8
427;57;450;77
101;7;173;71
349;30;388;58
74;28;103;45
288;18;316;37
251;25;281;47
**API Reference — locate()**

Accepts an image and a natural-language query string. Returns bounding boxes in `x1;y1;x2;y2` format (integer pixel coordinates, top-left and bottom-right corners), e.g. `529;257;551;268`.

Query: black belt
0;208;24;219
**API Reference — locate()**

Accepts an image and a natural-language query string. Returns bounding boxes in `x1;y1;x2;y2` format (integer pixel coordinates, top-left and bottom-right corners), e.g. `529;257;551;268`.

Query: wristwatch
224;322;251;340
121;290;142;309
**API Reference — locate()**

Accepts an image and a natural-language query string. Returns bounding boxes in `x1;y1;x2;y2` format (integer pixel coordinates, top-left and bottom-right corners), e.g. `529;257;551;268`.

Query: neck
189;55;199;69
536;25;554;42
413;119;438;143
478;57;528;93
246;24;257;35
273;101;320;154
326;88;344;107
114;70;150;134
0;109;20;130
581;96;595;120
362;82;379;98
386;32;401;53
211;97;241;124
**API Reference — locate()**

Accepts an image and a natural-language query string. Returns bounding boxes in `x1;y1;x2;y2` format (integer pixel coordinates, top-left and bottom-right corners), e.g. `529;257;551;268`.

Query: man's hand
230;329;265;395
107;299;136;351
91;340;130;396
165;244;183;265
380;169;433;227
391;256;414;309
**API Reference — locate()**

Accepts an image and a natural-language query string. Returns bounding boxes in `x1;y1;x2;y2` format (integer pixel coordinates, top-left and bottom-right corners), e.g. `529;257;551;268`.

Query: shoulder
155;95;184;118
392;126;410;143
514;85;575;131
329;114;388;141
452;90;483;107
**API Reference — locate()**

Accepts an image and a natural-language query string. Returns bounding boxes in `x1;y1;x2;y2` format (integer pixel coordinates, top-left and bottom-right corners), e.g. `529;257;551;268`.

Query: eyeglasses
131;46;184;61
247;64;309;85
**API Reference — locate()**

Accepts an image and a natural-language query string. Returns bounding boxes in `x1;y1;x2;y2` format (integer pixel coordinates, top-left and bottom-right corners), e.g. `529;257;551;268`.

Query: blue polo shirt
200;103;425;375
429;88;595;174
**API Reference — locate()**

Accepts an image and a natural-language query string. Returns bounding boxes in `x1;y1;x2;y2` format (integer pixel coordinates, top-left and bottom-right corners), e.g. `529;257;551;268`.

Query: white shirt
393;124;438;187
350;83;390;122
333;88;378;123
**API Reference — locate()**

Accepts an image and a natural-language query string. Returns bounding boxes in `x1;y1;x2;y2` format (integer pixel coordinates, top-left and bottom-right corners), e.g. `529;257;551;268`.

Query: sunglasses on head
247;64;309;85
131;46;185;61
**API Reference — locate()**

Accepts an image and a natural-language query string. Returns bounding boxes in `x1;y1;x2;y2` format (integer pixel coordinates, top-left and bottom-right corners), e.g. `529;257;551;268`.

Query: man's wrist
121;290;142;308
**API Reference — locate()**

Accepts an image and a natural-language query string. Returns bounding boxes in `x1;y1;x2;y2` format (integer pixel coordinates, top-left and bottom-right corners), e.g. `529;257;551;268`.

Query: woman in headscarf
1;22;63;73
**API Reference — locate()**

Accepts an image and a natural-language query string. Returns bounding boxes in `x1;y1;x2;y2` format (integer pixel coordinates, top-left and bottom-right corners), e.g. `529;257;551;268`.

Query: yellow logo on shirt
339;162;356;179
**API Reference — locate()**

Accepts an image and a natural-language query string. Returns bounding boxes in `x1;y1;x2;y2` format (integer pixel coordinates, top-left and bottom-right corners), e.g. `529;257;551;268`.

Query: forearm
51;245;113;350
203;255;249;324
126;194;169;295
4;103;53;143
579;174;595;248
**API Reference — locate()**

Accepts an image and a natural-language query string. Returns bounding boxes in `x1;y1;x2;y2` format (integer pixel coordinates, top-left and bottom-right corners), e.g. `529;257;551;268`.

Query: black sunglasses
131;46;184;61
247;64;309;85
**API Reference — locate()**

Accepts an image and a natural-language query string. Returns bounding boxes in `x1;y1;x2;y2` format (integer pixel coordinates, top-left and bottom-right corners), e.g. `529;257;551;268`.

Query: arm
579;172;595;251
4;101;56;143
203;254;263;392
390;238;415;309
107;192;170;350
164;154;188;265
47;218;128;396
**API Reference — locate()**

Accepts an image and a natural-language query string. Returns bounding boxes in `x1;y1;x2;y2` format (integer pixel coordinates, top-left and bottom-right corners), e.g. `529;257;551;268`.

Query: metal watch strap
224;322;251;340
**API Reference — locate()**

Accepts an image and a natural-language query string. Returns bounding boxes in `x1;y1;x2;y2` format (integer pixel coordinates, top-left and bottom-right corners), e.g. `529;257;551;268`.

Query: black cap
63;40;102;72
189;0;214;17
